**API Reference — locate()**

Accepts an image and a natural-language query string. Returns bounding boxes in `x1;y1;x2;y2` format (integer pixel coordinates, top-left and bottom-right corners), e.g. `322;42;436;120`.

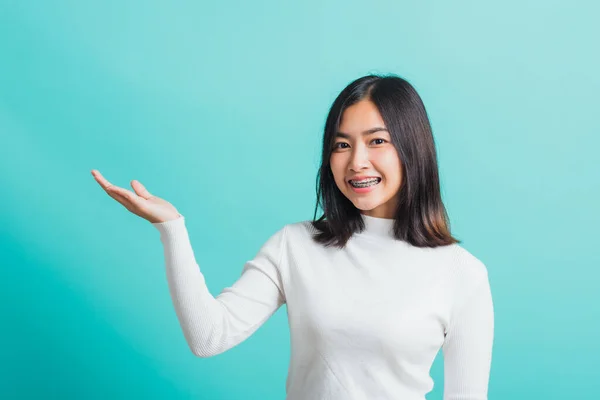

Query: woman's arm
153;215;286;357
442;269;495;400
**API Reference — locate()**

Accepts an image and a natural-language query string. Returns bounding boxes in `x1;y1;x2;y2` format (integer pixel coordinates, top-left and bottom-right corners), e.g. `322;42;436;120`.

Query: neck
360;213;395;238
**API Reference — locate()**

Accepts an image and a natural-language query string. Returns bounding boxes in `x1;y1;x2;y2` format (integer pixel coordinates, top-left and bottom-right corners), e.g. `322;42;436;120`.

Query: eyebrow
335;127;389;138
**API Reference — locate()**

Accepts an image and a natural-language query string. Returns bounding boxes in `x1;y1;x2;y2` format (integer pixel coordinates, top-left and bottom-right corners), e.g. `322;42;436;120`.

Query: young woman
91;74;494;400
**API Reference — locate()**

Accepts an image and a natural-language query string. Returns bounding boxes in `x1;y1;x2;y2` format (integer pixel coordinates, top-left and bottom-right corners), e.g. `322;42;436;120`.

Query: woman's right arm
91;169;287;357
152;215;287;357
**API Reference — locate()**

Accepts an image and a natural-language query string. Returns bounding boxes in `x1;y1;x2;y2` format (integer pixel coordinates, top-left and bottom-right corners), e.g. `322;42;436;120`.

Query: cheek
376;152;402;179
329;157;346;184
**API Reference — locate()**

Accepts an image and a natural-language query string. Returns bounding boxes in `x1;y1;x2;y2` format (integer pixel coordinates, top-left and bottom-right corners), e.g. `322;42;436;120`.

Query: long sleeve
152;215;287;357
442;270;495;400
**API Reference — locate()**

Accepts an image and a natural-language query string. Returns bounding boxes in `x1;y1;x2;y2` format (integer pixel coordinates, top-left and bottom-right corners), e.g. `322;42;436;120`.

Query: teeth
350;178;379;183
350;178;380;188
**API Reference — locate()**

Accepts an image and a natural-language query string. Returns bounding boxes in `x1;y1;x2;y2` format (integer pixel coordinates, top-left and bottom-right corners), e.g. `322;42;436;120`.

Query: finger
91;170;116;191
108;185;139;203
91;170;138;201
131;180;153;200
107;190;131;208
107;189;143;215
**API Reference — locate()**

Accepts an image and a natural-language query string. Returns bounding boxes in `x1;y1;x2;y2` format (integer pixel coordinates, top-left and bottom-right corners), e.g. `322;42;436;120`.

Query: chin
351;199;382;211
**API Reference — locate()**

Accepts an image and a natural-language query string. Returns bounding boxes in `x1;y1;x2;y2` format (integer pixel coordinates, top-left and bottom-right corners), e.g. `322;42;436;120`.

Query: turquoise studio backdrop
1;1;598;399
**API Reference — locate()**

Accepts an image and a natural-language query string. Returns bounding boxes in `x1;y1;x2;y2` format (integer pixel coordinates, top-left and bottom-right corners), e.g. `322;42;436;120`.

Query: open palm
91;169;181;223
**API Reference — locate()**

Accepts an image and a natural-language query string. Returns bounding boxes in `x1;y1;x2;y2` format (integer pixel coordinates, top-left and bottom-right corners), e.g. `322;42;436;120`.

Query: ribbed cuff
152;214;186;235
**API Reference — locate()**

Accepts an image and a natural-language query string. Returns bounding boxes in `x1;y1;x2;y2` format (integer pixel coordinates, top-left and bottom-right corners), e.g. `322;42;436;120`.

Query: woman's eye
372;138;386;145
333;142;349;149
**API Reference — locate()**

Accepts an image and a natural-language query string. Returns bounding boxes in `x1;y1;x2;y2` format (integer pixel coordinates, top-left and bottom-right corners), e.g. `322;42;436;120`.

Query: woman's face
330;100;402;219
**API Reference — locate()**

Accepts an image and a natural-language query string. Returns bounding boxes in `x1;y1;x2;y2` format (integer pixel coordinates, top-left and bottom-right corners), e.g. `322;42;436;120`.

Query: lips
347;175;381;182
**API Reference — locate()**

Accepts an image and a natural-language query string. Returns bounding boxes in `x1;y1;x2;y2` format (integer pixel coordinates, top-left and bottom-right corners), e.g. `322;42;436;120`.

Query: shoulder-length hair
311;74;460;249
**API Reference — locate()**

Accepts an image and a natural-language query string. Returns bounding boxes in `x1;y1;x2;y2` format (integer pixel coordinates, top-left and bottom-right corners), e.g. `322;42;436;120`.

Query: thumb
131;180;153;200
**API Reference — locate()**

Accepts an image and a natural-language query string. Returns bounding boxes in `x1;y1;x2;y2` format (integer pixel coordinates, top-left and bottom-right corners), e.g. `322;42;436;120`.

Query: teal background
1;1;598;399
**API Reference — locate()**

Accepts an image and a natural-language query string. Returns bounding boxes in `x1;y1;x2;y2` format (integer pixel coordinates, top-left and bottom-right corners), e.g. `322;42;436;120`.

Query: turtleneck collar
360;213;395;238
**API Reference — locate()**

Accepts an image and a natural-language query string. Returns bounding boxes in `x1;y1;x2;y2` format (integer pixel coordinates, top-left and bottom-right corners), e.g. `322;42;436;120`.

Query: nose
348;145;370;172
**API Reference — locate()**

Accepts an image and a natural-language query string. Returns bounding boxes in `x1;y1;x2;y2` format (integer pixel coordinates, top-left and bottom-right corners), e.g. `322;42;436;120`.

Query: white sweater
152;214;494;400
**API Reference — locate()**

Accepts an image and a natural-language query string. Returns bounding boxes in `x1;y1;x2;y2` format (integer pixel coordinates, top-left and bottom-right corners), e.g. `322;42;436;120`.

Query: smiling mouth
348;177;382;188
